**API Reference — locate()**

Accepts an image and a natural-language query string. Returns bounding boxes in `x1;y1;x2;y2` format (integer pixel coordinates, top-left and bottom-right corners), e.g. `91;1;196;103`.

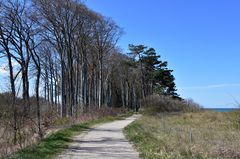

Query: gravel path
57;115;140;159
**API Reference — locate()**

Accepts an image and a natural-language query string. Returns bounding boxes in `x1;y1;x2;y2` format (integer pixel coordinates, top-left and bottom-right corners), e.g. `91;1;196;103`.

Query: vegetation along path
57;115;140;159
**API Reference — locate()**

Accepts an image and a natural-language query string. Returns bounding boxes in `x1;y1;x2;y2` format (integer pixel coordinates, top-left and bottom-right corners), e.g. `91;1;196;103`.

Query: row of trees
0;0;179;140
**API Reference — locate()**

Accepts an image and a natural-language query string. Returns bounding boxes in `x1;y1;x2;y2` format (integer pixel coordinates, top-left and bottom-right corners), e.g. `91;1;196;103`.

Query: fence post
189;131;192;144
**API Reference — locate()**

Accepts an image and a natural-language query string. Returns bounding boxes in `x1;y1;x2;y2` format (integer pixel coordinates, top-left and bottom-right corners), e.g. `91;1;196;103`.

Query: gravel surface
57;115;140;159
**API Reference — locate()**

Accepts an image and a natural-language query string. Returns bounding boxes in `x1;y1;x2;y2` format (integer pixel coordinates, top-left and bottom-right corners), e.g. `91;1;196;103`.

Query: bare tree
92;17;122;108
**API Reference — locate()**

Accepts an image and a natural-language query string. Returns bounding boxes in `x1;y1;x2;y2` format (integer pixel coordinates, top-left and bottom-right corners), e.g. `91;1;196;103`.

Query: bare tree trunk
121;80;125;108
94;68;98;106
133;84;137;112
88;77;92;109
50;63;54;106
107;82;112;107
36;68;42;138
7;52;17;143
83;59;88;106
125;81;129;108
75;62;79;117
98;59;102;108
61;59;67;118
80;64;84;108
44;65;47;101
98;57;102;109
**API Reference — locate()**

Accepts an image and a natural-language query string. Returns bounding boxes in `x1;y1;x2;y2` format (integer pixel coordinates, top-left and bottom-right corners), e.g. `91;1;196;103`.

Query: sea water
206;108;239;112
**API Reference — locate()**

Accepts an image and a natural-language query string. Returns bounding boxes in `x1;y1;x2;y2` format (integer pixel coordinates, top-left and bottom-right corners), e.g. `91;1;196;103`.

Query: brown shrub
141;94;202;114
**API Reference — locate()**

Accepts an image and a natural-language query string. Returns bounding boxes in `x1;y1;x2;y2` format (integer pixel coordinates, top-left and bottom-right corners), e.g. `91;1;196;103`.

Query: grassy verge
124;111;240;159
9;114;129;159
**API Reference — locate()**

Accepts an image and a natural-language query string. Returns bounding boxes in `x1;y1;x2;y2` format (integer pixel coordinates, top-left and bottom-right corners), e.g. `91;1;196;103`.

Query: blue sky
85;0;240;108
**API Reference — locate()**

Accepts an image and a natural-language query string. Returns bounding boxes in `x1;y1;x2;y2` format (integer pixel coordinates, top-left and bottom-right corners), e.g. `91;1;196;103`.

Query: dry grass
124;111;240;159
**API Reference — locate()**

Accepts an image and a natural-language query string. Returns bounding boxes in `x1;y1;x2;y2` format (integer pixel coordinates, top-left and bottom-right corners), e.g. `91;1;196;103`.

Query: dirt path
57;115;140;159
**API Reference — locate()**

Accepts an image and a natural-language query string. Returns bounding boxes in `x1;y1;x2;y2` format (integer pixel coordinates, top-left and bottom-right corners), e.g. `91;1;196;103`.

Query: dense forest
0;0;184;155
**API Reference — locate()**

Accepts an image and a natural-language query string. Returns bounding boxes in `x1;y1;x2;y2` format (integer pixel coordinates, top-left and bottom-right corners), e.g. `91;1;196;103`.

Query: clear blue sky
85;0;240;108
